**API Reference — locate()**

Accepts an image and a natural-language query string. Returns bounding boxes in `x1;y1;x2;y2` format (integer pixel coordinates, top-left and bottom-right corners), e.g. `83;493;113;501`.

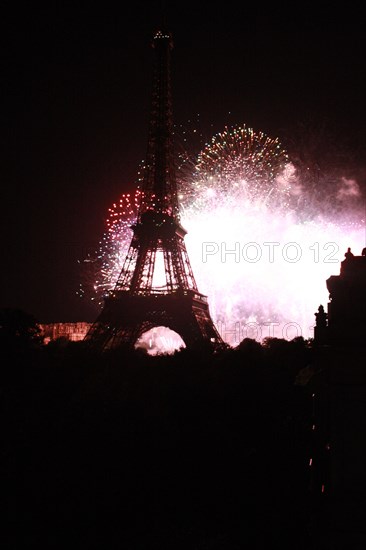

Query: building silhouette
315;247;366;345
311;248;366;546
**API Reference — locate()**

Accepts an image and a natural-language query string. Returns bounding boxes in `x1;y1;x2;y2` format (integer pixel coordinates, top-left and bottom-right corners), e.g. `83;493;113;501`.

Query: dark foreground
2;339;365;549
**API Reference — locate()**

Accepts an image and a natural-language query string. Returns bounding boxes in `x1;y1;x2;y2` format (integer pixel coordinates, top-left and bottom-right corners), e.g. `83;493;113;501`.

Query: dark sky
2;2;366;322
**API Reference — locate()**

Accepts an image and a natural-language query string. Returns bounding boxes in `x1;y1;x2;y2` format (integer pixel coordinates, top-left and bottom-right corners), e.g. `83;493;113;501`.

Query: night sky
2;2;366;322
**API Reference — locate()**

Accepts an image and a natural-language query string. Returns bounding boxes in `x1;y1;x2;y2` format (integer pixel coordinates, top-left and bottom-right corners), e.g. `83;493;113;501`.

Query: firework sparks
78;190;142;305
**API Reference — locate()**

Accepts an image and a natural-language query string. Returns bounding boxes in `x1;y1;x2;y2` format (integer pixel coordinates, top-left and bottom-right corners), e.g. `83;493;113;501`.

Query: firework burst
179;125;291;214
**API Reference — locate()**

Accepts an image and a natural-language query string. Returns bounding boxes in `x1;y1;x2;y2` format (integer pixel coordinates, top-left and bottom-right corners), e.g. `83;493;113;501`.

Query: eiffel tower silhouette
85;30;223;351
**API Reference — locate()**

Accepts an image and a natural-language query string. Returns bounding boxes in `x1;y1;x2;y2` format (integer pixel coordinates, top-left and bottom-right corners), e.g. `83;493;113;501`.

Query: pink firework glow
80;125;365;349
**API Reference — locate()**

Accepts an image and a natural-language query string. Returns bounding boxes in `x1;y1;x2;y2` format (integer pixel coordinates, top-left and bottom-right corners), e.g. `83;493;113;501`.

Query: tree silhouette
0;308;42;351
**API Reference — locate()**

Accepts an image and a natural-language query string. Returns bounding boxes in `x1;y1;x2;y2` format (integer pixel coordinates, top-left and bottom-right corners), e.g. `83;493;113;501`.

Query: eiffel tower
85;30;223;351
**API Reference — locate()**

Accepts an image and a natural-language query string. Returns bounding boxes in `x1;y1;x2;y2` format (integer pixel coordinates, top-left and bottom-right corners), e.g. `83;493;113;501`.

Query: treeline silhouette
1;309;318;549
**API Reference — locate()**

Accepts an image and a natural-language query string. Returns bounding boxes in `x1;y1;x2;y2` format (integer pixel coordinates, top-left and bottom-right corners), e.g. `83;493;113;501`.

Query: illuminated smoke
135;327;186;355
336;177;360;200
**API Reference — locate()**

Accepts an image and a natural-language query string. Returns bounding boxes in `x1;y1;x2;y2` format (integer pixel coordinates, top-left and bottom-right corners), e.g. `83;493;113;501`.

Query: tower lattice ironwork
85;30;223;351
